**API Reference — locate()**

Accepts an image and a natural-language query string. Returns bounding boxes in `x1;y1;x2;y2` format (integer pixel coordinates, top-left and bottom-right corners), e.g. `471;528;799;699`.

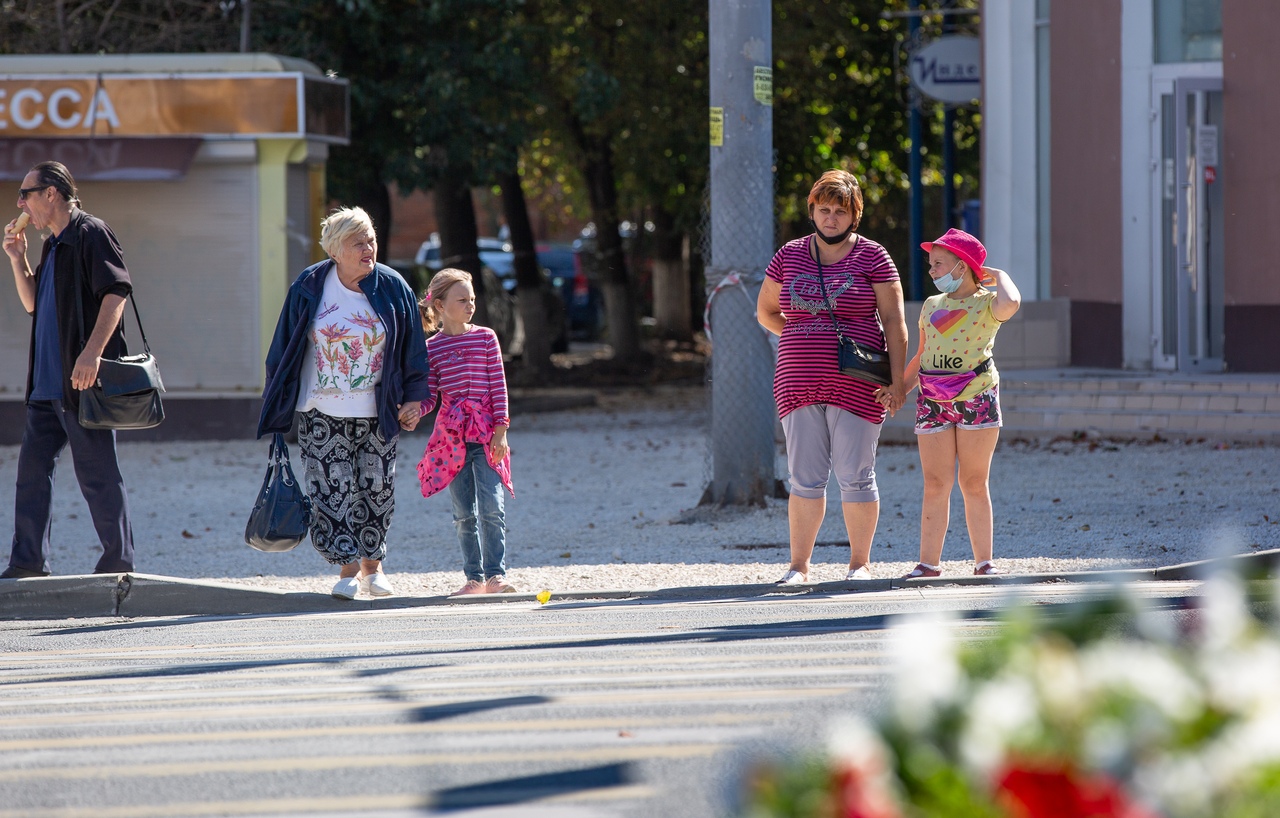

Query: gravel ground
2;384;1277;597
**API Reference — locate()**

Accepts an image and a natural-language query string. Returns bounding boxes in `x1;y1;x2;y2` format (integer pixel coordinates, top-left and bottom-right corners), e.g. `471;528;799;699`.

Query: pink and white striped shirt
765;235;900;424
420;325;509;427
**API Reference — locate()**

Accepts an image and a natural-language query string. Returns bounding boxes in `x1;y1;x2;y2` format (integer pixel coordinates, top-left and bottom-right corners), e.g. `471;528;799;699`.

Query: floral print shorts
915;384;1002;434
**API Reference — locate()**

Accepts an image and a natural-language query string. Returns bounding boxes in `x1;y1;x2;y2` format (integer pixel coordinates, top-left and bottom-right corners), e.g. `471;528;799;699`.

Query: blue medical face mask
932;260;964;293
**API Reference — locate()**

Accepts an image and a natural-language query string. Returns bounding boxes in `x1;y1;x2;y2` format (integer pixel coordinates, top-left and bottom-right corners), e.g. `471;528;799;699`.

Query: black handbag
245;434;313;553
75;288;166;430
814;238;892;387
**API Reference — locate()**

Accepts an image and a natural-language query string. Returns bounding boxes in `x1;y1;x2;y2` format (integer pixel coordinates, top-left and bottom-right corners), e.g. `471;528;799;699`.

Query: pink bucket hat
921;228;986;277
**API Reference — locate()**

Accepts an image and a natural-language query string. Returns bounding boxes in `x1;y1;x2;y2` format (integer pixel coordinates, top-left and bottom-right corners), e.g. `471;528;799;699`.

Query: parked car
414;234;567;353
399;256;524;361
537;242;605;342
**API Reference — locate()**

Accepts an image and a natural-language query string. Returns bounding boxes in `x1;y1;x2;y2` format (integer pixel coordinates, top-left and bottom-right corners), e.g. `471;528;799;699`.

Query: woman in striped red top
415;269;515;597
756;170;908;585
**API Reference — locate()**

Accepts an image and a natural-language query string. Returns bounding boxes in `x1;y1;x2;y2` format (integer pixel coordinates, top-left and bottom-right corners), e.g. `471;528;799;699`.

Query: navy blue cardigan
257;260;431;440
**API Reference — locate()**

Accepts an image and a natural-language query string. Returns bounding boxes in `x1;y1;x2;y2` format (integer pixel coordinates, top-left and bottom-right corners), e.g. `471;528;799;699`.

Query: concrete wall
904;297;1070;370
1222;0;1280;371
1050;0;1124;367
981;0;1041;300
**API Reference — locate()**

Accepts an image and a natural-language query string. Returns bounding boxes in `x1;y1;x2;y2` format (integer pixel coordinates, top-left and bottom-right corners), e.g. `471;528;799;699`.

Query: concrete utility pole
704;0;776;506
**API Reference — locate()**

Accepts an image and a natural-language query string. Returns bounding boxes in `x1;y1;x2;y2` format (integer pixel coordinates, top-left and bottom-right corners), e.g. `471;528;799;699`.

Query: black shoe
1;565;51;579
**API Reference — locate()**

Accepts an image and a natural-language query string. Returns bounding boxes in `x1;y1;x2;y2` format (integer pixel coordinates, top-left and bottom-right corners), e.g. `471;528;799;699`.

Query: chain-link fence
698;149;780;507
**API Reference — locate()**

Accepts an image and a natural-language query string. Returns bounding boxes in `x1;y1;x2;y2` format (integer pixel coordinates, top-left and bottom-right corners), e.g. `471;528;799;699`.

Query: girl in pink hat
876;228;1021;578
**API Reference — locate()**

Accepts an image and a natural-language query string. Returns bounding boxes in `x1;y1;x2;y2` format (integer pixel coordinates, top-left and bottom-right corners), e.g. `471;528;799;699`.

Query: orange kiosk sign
0;73;348;141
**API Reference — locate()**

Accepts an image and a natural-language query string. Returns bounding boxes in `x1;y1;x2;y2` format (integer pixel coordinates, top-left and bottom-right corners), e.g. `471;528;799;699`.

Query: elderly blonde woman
258;207;431;599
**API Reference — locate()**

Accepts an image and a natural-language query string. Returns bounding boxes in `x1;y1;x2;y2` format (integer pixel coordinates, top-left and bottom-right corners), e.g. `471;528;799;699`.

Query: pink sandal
974;561;1002;576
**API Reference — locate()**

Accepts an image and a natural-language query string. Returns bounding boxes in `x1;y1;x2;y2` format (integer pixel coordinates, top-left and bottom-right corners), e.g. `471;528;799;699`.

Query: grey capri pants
780;403;881;503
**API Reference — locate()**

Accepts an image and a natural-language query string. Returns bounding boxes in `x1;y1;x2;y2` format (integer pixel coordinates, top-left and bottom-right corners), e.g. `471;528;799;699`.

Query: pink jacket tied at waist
417;394;513;499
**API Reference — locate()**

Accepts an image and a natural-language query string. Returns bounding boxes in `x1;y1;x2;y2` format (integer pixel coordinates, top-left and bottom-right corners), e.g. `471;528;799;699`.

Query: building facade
0;54;348;441
982;0;1274;373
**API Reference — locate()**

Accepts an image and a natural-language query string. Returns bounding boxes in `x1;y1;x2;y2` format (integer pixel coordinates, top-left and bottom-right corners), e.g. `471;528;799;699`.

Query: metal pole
705;0;775;507
943;106;956;230
908;0;924;299
240;0;252;53
941;0;956;231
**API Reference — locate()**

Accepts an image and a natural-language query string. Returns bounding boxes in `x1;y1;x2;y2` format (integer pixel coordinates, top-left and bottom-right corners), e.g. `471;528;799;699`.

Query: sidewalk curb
2;550;1276;621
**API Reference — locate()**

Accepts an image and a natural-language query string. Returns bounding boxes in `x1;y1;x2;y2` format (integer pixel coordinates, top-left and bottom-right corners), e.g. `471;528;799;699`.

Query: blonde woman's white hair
319;207;375;259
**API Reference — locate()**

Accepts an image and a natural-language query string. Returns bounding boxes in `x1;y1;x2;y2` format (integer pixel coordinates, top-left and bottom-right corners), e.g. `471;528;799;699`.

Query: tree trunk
433;167;488;327
578;133;641;362
650;206;691;341
499;170;554;376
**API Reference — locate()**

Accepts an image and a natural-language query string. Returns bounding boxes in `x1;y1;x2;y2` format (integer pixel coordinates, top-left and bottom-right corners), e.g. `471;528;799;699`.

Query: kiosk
0;53;349;440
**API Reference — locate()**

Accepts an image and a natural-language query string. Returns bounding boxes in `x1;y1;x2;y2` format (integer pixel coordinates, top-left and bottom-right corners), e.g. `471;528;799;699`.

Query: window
1155;0;1221;63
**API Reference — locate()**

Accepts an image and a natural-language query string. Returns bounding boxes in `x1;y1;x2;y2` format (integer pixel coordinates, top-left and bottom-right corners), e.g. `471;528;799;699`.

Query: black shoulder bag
75;285;166;431
245;433;313;552
813;237;892;387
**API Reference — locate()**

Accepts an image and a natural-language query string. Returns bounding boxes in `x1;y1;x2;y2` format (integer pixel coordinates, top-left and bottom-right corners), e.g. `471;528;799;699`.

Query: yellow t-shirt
917;290;1001;402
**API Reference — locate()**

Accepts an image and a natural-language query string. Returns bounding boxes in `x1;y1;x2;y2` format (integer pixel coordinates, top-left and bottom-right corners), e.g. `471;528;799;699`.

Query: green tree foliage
0;0;236;54
1;0;982;344
773;0;981;268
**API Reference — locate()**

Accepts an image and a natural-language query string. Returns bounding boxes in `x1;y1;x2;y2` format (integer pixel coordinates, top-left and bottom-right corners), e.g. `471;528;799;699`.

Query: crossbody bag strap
811;236;847;343
73;280;152;357
923;357;994;377
125;294;152;355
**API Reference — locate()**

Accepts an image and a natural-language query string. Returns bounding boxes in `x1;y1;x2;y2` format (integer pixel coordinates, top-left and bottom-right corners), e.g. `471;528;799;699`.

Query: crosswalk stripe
0;744;721;782
0;712;765;751
0;666;877;709
0;785;656;818
0;684;862;730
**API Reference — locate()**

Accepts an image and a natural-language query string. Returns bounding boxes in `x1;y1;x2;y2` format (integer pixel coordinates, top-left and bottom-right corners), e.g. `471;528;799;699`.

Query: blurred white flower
888;613;962;731
1133;754;1214;817
1199;640;1280;716
1030;637;1086;725
827;715;892;770
1081;719;1129;771
1201;710;1280;790
1199;573;1252;651
1080;641;1202;724
958;674;1041;776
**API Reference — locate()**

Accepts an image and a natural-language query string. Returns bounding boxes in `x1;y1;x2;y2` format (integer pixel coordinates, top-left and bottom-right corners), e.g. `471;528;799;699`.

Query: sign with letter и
909;35;981;105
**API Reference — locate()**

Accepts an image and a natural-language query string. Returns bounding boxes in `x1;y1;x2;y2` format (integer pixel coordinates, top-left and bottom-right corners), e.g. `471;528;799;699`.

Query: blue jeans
449;442;507;581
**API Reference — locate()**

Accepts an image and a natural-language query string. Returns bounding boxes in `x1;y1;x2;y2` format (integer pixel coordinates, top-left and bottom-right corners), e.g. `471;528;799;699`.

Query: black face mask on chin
810;219;855;246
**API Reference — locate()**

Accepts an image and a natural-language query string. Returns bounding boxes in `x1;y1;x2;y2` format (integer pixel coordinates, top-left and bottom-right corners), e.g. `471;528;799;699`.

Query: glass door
1154;76;1224;371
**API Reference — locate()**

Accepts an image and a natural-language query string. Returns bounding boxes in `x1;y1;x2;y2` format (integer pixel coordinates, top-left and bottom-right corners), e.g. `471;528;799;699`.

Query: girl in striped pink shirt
416;269;515;596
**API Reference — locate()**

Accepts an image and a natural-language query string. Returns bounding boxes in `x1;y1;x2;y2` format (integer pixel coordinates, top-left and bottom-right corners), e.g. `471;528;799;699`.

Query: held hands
873;382;908;417
397;402;421;431
490;427;509;462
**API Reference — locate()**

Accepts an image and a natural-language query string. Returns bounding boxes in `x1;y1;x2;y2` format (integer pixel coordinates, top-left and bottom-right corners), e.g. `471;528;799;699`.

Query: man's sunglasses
18;185;49;200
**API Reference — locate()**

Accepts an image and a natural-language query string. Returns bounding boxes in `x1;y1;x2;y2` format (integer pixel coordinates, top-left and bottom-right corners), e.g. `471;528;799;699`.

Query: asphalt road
0;581;1203;818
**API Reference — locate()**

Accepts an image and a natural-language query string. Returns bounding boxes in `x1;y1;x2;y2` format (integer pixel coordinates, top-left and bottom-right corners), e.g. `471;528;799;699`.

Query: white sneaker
775;569;807;585
360;572;394;597
331;576;360;600
845;566;874;581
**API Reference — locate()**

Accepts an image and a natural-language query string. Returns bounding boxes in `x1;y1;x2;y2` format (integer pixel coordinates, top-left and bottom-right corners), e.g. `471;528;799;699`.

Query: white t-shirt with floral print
296;269;387;418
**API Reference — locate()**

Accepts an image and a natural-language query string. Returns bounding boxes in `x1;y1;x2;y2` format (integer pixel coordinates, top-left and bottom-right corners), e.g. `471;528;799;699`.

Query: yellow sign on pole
709;106;724;146
753;66;772;106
